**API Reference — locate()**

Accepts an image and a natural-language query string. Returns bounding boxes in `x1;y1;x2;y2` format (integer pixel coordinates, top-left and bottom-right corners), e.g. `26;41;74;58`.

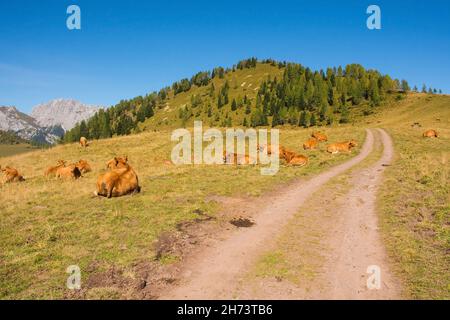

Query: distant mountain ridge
0;99;102;144
31;99;101;131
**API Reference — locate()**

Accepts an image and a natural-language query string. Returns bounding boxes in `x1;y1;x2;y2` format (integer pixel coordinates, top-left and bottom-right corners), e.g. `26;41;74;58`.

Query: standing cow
80;137;89;148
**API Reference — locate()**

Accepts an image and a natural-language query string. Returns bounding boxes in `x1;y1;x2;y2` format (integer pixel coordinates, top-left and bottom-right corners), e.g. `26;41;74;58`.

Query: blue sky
1;0;449;113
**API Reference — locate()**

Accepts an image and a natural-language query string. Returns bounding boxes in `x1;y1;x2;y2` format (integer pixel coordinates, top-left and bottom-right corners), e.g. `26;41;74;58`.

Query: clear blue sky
1;0;449;113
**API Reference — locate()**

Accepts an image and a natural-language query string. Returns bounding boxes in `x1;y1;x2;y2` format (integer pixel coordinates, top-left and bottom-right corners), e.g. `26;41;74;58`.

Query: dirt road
159;128;401;299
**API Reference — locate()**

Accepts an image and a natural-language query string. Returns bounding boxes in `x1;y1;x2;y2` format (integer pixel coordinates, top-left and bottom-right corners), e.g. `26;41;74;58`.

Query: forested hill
62;58;428;143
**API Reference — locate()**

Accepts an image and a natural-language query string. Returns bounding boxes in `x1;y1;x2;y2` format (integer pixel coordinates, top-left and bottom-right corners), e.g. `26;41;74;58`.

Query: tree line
63;57;440;143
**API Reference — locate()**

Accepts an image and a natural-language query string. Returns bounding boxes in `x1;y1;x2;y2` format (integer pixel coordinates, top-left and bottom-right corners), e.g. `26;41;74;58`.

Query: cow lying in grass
257;144;286;158
106;156;128;170
423;129;438;138
95;157;140;198
1;165;25;183
223;152;255;165
56;164;82;179
45;160;66;177
326;140;358;154
75;159;92;174
281;149;309;167
303;137;318;150
312;131;328;142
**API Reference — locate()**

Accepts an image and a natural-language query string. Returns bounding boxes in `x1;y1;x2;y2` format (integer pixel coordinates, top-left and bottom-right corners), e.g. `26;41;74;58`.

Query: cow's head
348;140;358;148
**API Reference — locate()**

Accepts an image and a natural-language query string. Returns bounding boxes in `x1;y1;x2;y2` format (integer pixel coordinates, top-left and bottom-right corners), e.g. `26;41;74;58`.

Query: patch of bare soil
66;197;268;299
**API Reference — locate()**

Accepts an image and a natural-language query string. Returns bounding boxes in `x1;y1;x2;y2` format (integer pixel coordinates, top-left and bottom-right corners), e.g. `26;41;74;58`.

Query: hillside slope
140;62;284;130
63;58;405;143
0;93;448;299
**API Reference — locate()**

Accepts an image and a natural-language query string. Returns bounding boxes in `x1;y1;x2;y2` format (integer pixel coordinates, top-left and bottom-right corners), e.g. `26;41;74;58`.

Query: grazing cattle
423;129;438;138
44;160;66;177
56;164;81;179
79;137;88;148
312;131;328;142
75;159;92;173
327;140;358;154
95;160;140;198
303;138;318;150
106;156;128;170
1;165;25;183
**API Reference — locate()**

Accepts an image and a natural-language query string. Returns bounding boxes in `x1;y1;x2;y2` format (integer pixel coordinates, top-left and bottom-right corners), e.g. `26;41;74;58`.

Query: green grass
0;125;363;299
0;144;38;158
375;94;450;299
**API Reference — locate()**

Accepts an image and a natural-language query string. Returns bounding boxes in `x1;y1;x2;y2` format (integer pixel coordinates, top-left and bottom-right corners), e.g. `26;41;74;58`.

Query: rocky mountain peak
31;98;102;131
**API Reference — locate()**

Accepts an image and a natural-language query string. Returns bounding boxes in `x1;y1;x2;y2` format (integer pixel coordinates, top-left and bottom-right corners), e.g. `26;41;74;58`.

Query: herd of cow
0;129;439;198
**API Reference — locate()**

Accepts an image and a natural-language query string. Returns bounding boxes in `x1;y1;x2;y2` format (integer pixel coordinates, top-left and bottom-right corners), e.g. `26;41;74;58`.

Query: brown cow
423;129;438;138
257;144;286;158
223;152;255;165
56;164;81;179
75;159;92;173
95;159;140;198
44;160;66;177
303;137;318;150
1;165;25;183
280;150;309;167
327;140;358;154
288;154;309;167
312;131;328;142
106;156;128;170
80;137;88;148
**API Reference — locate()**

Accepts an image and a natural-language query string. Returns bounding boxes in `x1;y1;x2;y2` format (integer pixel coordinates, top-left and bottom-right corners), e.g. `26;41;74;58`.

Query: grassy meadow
0;125;364;299
375;94;450;299
0;144;39;158
1;93;448;299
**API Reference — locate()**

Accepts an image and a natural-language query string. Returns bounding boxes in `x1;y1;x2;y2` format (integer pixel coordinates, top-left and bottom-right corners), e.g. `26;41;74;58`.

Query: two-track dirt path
159;128;401;299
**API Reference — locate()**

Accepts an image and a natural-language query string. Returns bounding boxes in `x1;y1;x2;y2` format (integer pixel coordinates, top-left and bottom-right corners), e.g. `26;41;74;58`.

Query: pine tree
79;120;88;138
245;103;251;115
298;111;308;127
101;112;111;138
422;84;427;93
209;83;215;98
340;105;350;123
401;80;410;92
231;98;237;111
310;113;317;126
272;111;281;127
